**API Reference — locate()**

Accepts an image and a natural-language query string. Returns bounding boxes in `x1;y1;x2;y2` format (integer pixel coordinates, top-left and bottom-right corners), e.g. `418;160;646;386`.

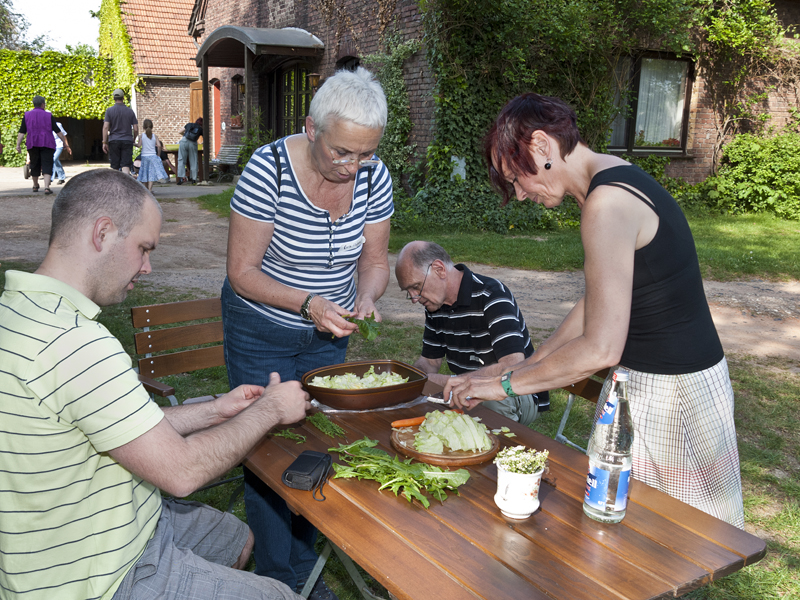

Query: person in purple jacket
16;96;67;195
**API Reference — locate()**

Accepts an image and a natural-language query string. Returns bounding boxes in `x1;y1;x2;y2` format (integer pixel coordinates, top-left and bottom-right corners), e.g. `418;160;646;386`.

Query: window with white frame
609;54;693;153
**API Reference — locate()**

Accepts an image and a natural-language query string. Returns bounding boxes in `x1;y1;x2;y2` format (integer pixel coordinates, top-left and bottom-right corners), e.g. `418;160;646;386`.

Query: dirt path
2;172;798;364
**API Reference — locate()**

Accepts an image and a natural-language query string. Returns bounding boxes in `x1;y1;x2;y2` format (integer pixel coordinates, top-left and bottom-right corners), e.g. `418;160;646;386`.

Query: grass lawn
3;196;799;599
195;187;800;281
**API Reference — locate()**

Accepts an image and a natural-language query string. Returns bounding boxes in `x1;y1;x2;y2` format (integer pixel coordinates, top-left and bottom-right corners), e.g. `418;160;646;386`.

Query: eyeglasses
329;148;380;168
406;263;433;301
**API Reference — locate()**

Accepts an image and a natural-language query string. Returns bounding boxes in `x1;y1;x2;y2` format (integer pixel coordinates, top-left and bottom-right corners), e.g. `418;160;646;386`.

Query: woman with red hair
446;92;745;529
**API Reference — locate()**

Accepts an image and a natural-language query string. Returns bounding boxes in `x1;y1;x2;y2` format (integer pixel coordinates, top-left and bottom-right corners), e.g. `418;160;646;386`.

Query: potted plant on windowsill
230;114;243;128
493;446;549;519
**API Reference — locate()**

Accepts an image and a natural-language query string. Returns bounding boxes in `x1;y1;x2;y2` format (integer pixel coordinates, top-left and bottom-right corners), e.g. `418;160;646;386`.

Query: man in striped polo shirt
0;169;309;600
396;241;549;425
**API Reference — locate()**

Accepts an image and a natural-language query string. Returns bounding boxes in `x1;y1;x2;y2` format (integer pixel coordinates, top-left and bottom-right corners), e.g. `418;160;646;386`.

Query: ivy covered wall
0;50;117;166
98;0;138;94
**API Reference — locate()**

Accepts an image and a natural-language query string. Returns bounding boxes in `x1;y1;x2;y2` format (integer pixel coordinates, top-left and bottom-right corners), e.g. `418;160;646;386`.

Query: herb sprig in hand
344;312;380;341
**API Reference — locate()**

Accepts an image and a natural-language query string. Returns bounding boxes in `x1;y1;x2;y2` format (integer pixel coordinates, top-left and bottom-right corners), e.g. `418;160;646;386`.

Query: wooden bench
131;297;244;510
556;367;610;453
132;298;224;406
209;145;244;182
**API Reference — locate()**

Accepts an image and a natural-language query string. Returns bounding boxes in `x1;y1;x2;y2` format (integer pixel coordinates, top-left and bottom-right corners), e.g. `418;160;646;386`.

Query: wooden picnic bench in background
209;145;244;182
163;143;204;181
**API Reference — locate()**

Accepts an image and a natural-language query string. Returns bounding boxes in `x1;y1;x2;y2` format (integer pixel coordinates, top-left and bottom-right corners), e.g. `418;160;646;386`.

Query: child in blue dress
136;119;169;191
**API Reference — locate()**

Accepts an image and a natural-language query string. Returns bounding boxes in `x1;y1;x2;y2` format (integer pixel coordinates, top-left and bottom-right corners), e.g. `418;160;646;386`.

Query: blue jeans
52;146;65;180
221;278;348;590
178;138;198;180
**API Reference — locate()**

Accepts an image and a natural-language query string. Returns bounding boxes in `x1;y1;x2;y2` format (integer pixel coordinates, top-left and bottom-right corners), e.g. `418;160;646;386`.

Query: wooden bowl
302;360;428;410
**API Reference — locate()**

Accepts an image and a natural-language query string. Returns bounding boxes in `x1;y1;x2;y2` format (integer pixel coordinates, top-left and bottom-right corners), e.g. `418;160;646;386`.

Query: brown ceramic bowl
302;360;428;410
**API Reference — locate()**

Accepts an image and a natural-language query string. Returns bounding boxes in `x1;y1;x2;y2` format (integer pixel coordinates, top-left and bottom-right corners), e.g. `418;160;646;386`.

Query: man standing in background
102;88;138;175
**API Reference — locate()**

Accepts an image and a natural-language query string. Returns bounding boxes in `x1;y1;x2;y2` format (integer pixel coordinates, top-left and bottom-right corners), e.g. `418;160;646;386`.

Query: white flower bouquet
494;445;549;474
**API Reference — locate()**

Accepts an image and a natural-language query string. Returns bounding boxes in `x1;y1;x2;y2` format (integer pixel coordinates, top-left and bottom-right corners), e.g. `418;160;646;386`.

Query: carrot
391;416;426;428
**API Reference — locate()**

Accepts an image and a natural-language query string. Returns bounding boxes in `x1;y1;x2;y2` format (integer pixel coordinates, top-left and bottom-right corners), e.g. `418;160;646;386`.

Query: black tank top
586;165;723;374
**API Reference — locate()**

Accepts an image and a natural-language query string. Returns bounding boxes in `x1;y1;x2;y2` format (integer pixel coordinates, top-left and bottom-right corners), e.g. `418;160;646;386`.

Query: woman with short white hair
222;67;393;598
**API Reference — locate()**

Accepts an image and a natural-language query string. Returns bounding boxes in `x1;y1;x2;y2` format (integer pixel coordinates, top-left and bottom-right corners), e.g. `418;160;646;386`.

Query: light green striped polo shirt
0;271;164;600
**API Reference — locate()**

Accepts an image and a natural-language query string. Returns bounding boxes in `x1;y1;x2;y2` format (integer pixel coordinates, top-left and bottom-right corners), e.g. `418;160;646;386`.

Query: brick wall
194;0;798;184
135;78;196;145
667;3;800;183
195;0;434;156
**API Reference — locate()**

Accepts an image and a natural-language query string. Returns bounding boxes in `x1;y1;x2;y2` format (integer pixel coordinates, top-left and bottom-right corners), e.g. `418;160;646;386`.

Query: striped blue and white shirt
230;137;394;329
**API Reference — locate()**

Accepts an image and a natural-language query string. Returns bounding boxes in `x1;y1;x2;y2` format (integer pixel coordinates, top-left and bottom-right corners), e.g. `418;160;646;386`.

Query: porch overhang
195;26;324;181
195;26;324;67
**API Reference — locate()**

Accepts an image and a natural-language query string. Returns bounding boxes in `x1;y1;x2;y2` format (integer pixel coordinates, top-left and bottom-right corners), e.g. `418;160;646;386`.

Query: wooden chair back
131;298;224;405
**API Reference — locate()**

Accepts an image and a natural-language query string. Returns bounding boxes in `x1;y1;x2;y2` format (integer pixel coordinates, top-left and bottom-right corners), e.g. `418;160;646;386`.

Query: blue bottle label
585;464;631;511
615;468;631;510
597;390;618;424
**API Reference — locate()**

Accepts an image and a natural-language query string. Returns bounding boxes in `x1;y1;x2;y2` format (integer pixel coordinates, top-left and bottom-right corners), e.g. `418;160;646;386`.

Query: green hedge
0;50;117;167
709;130;800;220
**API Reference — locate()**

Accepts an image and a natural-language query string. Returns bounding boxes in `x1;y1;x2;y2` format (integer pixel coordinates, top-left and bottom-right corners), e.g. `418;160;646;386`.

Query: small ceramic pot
494;465;544;519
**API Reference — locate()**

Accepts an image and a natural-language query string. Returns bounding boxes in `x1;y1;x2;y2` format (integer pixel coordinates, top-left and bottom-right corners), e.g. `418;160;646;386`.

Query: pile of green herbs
307;412;347;439
329;437;469;509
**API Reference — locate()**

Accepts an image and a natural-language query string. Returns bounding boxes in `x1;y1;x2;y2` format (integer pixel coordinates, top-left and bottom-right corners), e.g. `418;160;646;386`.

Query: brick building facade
107;0;797;183
119;0;199;147
189;0;434;157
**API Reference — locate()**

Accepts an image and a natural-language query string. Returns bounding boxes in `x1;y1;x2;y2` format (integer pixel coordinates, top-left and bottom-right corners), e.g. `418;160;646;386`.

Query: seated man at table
0;169;308;600
396;241;549;425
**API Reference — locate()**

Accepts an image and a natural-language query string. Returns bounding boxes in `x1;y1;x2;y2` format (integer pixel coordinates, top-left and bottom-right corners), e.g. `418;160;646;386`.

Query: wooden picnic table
244;386;766;600
163;144;204;181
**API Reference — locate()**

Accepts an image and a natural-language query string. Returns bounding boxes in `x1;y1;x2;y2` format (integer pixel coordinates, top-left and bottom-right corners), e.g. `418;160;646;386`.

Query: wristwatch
300;293;317;321
500;371;518;398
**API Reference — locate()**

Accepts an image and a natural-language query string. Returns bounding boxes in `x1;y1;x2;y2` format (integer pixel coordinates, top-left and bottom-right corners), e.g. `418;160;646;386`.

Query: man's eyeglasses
406;263;433;301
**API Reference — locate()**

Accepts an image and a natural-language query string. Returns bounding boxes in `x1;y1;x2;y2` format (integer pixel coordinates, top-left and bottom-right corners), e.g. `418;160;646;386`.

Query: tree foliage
362;27;421;193
694;0;799;171
408;0;702;232
709;129;800;219
0;0;47;52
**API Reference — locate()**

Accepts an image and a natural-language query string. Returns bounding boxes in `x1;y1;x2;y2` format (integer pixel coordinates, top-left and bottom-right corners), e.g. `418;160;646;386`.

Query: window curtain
634;59;687;147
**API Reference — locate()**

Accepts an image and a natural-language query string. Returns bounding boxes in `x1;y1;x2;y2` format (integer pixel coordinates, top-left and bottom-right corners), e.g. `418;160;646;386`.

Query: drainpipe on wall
130;83;138;116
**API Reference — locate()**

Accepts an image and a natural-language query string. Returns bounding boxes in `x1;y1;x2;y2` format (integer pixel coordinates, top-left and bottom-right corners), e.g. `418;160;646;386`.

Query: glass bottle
583;368;634;523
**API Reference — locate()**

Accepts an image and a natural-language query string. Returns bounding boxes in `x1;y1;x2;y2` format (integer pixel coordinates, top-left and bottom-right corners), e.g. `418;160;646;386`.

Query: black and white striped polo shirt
421;265;549;411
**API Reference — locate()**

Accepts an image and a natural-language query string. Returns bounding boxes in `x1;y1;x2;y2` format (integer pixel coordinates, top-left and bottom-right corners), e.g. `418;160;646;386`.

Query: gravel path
2;164;798;364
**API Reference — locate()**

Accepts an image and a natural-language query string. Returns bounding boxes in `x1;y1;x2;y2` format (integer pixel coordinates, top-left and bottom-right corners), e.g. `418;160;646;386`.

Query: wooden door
212;80;221;157
190;81;203;123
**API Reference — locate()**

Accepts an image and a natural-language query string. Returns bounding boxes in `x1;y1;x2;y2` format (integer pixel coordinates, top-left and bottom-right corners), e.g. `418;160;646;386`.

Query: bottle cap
612;368;629;382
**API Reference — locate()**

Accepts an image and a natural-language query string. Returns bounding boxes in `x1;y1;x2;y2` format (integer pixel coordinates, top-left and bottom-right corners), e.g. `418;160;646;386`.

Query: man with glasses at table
395;241;549;425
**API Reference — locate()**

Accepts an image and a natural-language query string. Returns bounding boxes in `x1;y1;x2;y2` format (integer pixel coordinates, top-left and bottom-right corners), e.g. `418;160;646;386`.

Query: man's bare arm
110;375;310;497
413;356;450;386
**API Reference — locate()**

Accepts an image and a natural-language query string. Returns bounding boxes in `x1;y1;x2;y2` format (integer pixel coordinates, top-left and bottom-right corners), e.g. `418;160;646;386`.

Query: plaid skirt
592;357;745;529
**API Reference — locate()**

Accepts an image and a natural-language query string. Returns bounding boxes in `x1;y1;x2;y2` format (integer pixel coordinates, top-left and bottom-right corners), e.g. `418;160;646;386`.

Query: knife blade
425;391;452;405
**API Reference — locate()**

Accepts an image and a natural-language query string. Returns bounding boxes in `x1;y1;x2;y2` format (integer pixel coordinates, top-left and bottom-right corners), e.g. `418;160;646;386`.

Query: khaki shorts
112;499;299;600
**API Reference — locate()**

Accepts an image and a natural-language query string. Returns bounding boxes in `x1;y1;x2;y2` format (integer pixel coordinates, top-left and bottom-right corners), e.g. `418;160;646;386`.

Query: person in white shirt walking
52;121;70;184
136;119;170;191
